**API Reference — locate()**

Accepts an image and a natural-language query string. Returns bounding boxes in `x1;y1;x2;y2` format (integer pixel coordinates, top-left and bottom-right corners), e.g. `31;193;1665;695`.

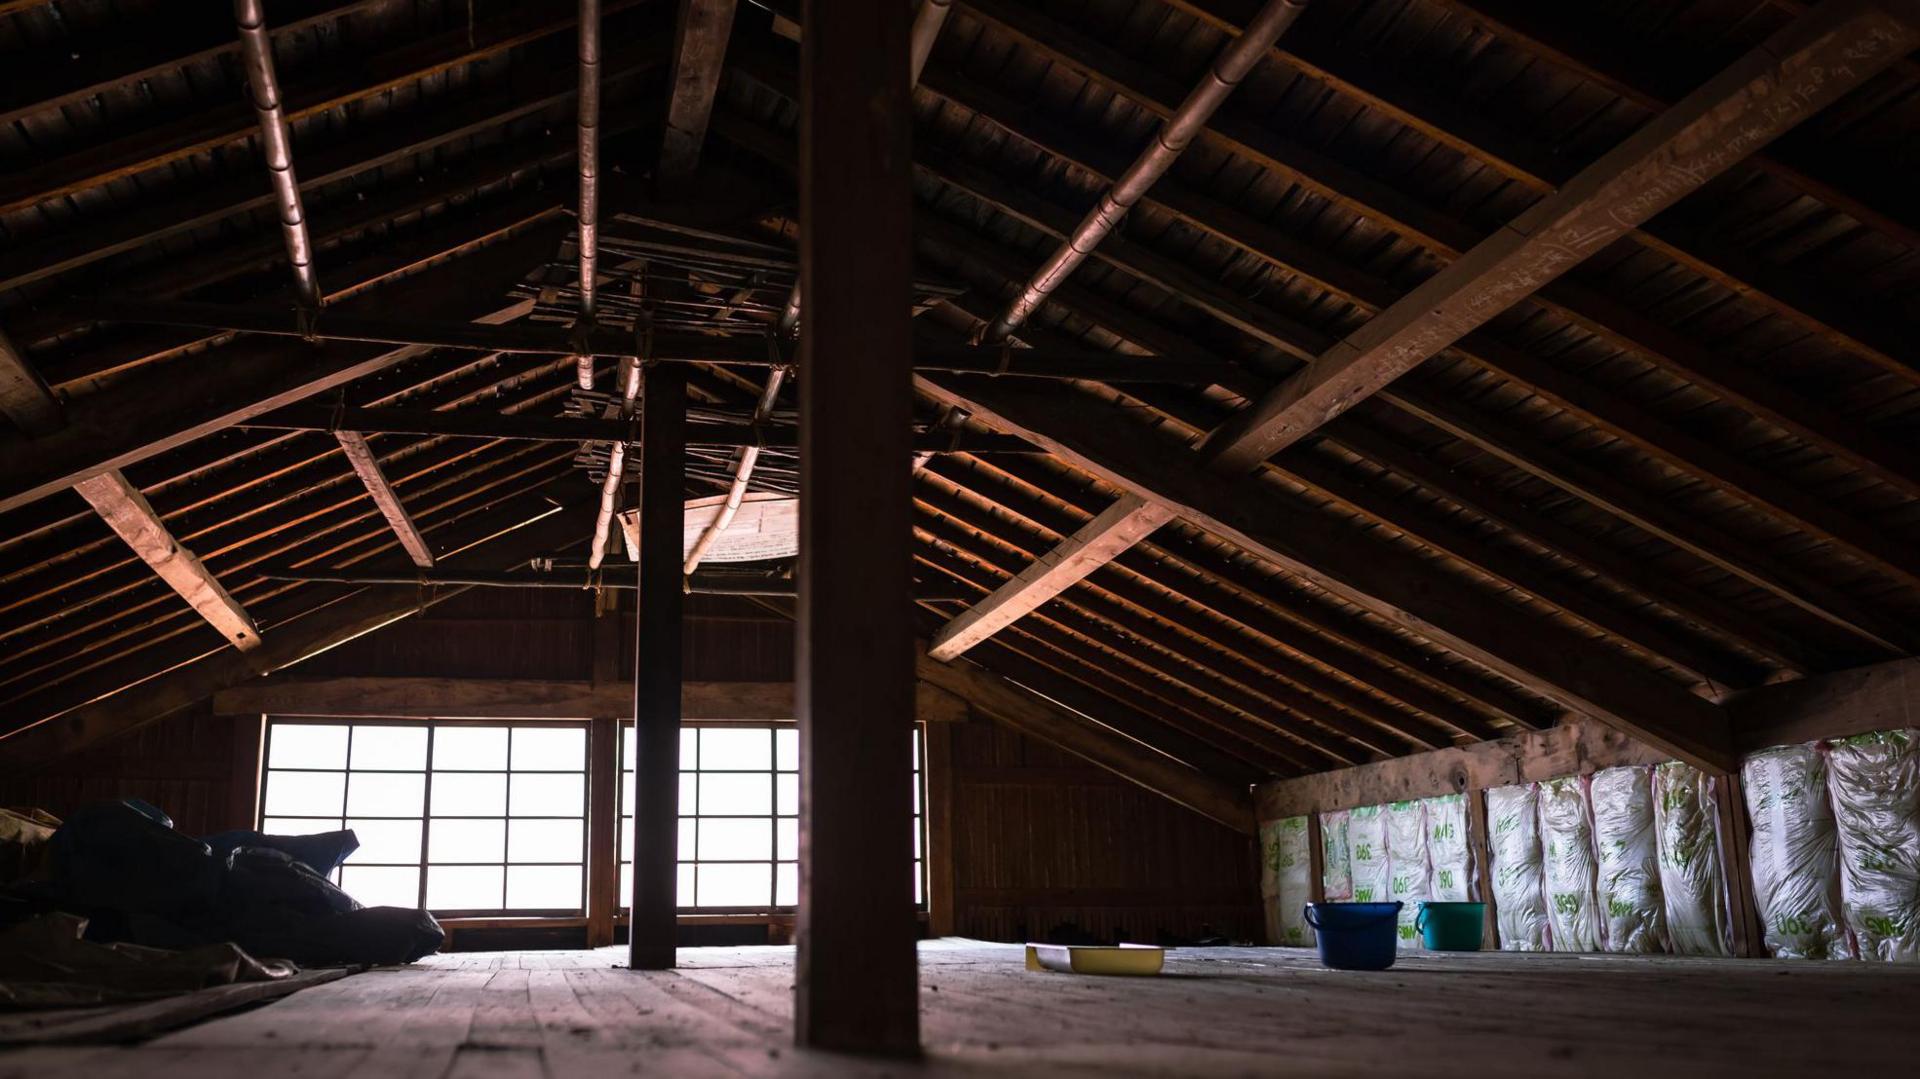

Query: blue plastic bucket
1303;902;1403;971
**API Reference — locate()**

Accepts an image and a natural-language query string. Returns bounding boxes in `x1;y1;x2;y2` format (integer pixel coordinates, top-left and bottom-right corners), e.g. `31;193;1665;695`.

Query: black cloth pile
5;800;442;968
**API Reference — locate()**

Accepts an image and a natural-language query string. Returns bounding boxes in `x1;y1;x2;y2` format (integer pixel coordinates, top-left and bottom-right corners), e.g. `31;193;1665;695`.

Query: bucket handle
1415;905;1428;932
1304;904;1400;930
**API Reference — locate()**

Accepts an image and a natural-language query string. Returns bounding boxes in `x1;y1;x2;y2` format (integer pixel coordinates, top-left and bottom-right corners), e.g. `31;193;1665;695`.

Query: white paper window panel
433;727;508;770
268;725;349;769
348;726;428;770
263;771;344;817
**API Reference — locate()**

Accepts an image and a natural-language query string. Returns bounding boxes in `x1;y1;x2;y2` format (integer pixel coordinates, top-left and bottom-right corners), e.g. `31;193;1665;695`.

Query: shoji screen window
619;725;926;911
258;720;588;915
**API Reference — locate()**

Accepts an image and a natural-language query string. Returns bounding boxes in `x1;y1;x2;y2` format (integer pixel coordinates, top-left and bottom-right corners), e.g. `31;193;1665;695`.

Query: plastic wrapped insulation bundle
1425;793;1472;902
1260;817;1313;946
1827;730;1920;961
1743;744;1852;959
1652;761;1731;956
1320;809;1353;901
1538;775;1601;951
1590;766;1667;953
1347;804;1390;905
1385;800;1432;949
1486;784;1550;951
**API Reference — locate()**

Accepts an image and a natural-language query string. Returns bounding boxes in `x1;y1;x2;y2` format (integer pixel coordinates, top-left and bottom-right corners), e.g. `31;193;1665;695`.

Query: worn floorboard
1;940;1913;1076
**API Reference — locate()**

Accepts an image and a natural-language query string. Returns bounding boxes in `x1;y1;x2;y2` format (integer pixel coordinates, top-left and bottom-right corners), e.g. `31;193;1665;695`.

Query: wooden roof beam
1202;1;1920;470
916;649;1256;834
915;372;1737;773
70;472;263;653
658;0;739;192
0;328;62;438
333;431;435;568
927;493;1174;661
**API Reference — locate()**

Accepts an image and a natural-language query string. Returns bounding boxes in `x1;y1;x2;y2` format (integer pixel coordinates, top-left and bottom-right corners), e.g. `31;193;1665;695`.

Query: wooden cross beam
333;431;434;568
658;0;739;192
4;326;262;652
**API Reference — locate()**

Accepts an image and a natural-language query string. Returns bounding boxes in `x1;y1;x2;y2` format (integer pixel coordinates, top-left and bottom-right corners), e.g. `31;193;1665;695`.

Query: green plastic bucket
1416;901;1486;951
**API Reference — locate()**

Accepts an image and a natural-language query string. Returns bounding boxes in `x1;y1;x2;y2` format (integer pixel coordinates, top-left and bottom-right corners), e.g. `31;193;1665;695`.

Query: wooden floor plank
4;941;1915;1078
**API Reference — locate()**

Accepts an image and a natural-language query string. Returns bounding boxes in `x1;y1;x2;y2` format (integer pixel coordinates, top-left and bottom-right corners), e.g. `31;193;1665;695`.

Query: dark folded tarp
0;912;295;1008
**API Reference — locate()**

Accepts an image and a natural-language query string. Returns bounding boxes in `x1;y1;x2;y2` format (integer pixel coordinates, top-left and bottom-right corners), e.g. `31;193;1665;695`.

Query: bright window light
258;721;587;915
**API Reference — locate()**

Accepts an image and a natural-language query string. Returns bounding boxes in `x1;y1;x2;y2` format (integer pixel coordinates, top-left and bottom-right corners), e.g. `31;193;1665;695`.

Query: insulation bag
1743;744;1852;959
1538;776;1601;951
1273;816;1315;946
1385;800;1431;950
1652;761;1731;956
1827;730;1920;962
1320;809;1353;901
1346;805;1390;906
1486;784;1550;951
1590;766;1667;953
1424;794;1472;902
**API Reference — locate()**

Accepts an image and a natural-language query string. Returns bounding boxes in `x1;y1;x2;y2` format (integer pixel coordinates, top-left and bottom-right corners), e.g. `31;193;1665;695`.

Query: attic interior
2;0;1919;1073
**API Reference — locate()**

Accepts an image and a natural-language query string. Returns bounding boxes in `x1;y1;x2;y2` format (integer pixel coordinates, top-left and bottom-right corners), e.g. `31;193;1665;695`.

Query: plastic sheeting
1827;730;1920;962
1538;776;1601;952
1744;744;1852;959
1425;794;1472;902
1320;809;1353;901
1347;804;1390;906
1487;784;1549;951
1652;761;1730;956
1591;766;1666;953
1385;801;1431;950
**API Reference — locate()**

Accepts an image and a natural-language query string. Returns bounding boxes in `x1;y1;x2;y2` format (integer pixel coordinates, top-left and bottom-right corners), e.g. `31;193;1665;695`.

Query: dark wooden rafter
915;372;1737;773
915;478;1469;755
1202;0;1920;468
793;0;919;1053
923;455;1515;741
658;0;739;191
720;53;1913;679
895;54;1920;508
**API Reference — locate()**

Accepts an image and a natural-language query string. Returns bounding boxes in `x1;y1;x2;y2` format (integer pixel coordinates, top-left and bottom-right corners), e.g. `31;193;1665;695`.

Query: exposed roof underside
1;0;1916;789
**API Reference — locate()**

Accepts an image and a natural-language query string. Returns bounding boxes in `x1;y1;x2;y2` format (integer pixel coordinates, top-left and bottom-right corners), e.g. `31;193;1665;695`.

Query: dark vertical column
586;593;621;949
795;0;919;1054
630;362;686;970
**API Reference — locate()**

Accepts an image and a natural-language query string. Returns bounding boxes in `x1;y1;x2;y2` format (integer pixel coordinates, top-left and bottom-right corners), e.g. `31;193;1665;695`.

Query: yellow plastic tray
1024;943;1166;976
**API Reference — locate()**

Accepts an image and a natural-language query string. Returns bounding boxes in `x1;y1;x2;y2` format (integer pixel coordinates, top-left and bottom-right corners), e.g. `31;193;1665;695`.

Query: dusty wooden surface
3;939;1914;1077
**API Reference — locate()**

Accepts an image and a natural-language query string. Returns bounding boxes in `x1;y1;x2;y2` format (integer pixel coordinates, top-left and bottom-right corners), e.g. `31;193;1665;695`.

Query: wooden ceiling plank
1158;0;1920;390
918;488;1449;755
925;453;1517;740
1201;1;1920;471
658;0;739;190
927;492;1174;661
70;471;264;653
915;372;1737;773
903;58;1920;503
0;327;63;437
0;497;588;771
913;546;1336;774
333;431;435;568
916;649;1256;834
0;0;662;217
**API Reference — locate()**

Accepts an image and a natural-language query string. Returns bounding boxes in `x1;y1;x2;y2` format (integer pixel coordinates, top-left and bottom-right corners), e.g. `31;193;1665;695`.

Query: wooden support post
658;0;738;194
629;362;685;970
795;0;919;1054
586;594;622;949
924;721;958;938
1714;770;1766;958
1465;787;1499;947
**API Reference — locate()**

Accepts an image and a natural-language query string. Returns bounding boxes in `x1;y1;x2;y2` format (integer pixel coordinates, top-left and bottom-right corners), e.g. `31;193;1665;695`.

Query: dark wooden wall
2;588;1260;939
942;723;1261;945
